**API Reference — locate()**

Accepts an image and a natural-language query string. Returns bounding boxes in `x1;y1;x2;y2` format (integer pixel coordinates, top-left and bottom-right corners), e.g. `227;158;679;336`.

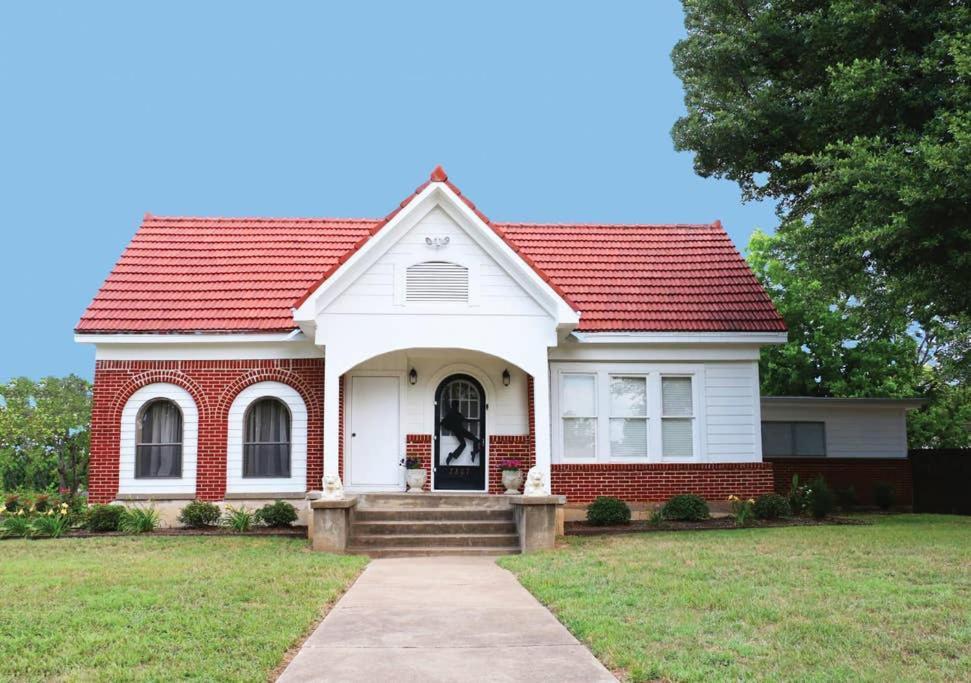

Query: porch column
530;359;553;494
323;358;342;481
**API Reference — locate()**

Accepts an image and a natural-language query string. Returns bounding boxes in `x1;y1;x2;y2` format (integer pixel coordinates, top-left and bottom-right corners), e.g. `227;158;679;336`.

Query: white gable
323;206;547;317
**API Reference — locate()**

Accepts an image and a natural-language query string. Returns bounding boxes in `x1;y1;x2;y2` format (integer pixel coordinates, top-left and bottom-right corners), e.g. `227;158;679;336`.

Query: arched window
135;399;183;478
243;398;291;478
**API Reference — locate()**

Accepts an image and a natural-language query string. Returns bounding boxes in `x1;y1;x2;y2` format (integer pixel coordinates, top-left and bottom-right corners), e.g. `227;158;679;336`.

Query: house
76;167;791;541
760;397;923;506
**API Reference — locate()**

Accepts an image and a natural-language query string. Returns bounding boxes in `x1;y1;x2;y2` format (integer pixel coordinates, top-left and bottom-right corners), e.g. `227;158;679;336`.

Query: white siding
705;362;762;461
325;206;546;317
350;349;530;436
760;401;910;458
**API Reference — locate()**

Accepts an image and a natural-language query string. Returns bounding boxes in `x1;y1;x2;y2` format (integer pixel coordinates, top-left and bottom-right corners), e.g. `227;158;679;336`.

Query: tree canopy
0;376;92;494
672;0;970;321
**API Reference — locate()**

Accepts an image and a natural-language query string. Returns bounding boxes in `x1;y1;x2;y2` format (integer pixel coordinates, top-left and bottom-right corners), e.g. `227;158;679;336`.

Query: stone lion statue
321;474;345;500
523;466;545;496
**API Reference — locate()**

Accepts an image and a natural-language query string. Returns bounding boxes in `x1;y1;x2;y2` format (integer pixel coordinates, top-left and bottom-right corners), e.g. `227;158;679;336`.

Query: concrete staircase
347;493;520;557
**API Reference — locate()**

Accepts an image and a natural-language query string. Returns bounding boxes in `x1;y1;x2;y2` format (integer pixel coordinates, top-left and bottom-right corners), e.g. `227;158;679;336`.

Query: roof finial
430;165;448;182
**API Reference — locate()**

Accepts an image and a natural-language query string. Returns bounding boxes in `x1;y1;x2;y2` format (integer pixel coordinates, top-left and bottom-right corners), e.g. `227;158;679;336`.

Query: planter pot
501;469;524;495
405;468;427;493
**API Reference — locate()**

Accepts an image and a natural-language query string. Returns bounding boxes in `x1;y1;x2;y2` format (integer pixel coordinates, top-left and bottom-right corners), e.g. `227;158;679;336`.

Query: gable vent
406;261;469;303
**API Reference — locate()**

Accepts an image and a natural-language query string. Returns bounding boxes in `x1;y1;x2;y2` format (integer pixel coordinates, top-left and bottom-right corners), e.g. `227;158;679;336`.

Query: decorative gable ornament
425;236;450;249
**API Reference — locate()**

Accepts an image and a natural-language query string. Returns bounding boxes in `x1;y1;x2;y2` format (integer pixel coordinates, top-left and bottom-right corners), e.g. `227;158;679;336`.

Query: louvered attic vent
406;261;469;303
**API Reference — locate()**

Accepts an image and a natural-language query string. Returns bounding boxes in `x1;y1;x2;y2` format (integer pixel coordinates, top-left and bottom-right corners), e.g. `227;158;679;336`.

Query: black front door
433;374;486;491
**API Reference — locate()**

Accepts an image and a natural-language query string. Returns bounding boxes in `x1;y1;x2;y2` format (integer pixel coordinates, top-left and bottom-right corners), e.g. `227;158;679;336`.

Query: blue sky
0;2;777;381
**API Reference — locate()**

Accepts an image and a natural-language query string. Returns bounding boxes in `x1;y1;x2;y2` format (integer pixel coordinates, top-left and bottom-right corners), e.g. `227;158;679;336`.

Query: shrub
648;506;664;526
661;494;709;521
728;495;756;527
255;500;298;528
586;496;631;526
86;504;125;532
873;482;896;510
222;505;255;532
836;486;858;511
120;505;159;534
753;493;791;520
178;500;221;528
30;510;71;538
787;474;811;515
4;494;19;513
807;476;835;519
0;513;31;538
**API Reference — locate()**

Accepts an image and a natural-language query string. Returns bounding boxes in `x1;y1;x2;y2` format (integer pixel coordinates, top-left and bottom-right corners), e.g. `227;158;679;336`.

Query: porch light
409;368;418;385
502;369;511;387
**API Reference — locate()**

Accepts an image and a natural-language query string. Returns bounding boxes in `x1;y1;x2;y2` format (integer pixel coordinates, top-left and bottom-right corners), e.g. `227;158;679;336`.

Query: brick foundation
767;457;912;505
89;359;325;503
550;462;775;503
405;434;433;491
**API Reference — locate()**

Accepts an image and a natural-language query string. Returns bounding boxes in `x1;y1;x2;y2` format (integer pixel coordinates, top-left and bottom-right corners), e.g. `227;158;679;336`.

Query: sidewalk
278;556;616;682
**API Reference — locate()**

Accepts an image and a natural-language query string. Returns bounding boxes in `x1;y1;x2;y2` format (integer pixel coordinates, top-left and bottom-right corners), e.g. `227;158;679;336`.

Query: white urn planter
501;469;524;495
405;468;427;493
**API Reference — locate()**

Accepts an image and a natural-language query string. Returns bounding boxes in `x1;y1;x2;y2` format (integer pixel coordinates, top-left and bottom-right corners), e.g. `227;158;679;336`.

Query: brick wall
550;462;775;503
767;457;913;505
89;359;325;503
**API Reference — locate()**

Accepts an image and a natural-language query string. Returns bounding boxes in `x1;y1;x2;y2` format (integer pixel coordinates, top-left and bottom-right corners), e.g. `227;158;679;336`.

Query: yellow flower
747;498;755;504
17;509;24;516
47;509;54;516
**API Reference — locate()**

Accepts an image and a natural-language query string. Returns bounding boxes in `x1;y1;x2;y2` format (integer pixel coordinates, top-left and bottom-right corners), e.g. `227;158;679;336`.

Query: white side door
348;375;402;490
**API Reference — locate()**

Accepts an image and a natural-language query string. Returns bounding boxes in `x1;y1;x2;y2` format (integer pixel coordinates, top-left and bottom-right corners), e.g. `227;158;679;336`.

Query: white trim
118;383;198;497
92;341;322;361
570;331;788;345
292;182;579;328
761;396;926;410
226;382;308;495
76;332;310;345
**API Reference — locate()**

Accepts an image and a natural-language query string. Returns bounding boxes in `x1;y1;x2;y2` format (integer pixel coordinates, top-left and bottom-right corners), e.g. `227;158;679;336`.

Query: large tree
0;376;92;494
672;0;970;321
747;230;970;447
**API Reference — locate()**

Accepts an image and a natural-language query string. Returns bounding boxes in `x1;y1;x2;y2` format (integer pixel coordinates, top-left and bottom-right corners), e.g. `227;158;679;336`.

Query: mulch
2;526;309;540
566;516;869;536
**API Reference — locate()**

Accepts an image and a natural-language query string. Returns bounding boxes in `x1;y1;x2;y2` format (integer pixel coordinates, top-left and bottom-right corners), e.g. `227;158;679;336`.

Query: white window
561;374;597;459
135;399;183;478
226;382;308;494
661;376;694;457
609;376;648;457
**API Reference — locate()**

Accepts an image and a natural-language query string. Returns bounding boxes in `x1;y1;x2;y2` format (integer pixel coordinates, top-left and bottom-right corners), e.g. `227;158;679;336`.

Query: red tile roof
76;170;785;335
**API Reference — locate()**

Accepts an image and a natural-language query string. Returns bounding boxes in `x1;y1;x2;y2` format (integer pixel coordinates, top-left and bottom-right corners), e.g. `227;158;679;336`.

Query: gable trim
292;171;580;327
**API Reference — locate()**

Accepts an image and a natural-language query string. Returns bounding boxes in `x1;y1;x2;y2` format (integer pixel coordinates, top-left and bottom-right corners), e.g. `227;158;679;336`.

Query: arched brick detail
88;359;324;503
215;369;324;494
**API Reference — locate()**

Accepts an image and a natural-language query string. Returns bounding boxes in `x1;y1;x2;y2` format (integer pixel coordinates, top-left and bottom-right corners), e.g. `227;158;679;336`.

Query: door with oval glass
433;374;486;491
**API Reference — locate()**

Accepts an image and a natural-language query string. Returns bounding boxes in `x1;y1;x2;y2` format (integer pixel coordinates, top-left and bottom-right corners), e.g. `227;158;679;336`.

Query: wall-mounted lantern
502;369;511;387
409;368;418;385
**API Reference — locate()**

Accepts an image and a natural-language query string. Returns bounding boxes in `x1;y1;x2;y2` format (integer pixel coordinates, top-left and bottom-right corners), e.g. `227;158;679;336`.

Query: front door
433;374;486;491
348;375;401;490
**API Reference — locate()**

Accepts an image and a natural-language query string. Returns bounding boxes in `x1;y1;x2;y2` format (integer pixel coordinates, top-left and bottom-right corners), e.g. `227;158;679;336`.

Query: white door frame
344;370;407;492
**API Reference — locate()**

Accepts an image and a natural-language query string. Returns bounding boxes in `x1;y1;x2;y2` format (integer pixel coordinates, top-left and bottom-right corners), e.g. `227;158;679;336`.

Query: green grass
0;536;367;682
500;515;971;682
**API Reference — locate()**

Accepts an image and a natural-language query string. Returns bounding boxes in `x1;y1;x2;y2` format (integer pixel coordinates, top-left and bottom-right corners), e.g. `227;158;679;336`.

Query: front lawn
0;536;366;681
500;514;971;682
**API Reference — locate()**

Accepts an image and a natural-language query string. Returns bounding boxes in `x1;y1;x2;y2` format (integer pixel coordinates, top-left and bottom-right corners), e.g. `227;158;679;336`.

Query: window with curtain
561;374;597;458
135;399;183;478
243;398;292;477
661;376;694;457
761;422;826;457
609;376;648;457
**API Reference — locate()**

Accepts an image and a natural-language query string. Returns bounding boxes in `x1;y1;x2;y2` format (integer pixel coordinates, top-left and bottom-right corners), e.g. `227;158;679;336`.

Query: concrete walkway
278;557;616;682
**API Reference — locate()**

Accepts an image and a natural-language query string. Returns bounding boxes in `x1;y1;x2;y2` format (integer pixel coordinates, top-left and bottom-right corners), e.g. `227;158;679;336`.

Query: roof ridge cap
143;215;381;223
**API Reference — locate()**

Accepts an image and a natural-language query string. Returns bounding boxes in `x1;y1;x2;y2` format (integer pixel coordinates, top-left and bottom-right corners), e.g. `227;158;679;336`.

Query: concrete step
354;507;515;522
352;520;517;535
350;533;520;548
357;493;514;510
346;545;520;558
